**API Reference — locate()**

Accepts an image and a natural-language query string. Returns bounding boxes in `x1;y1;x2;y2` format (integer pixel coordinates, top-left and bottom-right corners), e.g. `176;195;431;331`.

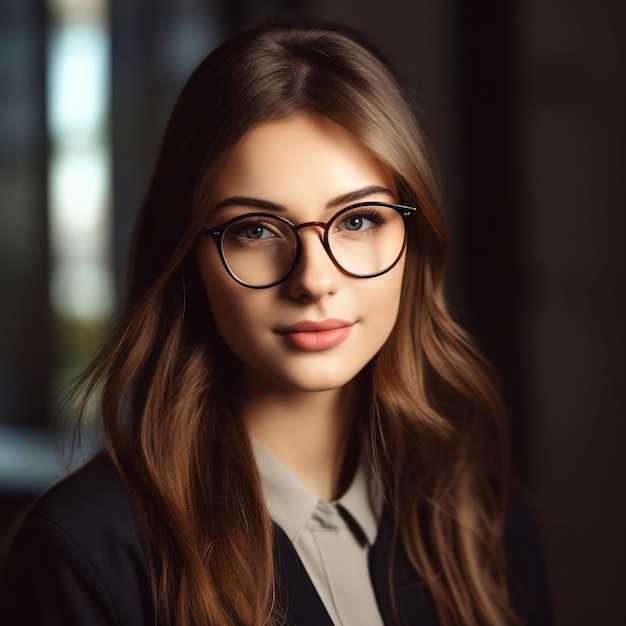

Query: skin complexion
197;113;406;499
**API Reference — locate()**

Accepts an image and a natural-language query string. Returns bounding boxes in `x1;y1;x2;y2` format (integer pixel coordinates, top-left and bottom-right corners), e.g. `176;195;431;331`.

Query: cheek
198;246;249;341
202;276;255;343
358;258;406;352
375;257;405;320
198;259;272;370
214;297;257;343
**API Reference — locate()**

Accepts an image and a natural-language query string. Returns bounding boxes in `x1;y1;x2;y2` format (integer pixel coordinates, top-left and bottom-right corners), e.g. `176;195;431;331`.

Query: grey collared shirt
251;437;385;626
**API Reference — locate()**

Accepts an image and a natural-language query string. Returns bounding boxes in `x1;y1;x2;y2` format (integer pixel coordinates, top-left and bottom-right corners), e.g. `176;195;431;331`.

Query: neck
241;377;361;501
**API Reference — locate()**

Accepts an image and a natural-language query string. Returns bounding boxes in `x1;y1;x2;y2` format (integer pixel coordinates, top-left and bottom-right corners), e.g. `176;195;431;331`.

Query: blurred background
0;0;624;623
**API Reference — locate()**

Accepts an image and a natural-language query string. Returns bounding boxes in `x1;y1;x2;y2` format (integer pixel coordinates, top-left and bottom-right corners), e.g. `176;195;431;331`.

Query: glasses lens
221;215;297;286
327;204;406;276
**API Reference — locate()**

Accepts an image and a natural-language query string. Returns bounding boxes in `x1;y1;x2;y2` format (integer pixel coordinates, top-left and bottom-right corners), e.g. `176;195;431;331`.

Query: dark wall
517;2;626;622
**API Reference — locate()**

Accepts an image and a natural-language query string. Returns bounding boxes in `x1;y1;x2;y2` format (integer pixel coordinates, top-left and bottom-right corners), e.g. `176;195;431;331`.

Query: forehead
210;113;396;212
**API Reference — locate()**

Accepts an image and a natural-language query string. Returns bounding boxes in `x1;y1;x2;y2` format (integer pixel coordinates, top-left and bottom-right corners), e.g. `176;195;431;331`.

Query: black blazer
0;455;554;625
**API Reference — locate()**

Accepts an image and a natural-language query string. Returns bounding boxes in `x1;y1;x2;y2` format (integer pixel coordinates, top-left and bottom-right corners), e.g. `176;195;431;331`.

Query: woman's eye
337;212;381;232
243;224;273;239
229;221;277;240
345;215;366;231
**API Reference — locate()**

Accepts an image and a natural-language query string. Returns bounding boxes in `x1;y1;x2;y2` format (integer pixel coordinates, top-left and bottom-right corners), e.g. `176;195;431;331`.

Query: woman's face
197;113;406;395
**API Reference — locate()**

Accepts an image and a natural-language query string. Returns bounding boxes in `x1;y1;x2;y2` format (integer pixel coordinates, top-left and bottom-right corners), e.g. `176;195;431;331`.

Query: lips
275;319;355;351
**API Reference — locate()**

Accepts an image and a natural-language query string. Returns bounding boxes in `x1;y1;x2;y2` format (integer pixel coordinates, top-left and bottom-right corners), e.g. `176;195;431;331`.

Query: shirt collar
251;436;384;546
336;447;383;545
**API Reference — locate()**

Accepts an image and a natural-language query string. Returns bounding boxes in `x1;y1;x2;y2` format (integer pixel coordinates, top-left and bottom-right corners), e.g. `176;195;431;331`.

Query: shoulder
27;452;138;539
21;453;148;581
505;495;556;626
0;454;154;626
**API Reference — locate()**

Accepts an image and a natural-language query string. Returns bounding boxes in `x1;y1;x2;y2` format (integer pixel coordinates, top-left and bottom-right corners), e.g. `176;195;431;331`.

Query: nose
284;224;340;301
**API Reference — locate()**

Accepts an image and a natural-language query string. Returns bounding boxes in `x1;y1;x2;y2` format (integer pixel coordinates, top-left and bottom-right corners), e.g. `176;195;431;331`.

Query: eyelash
228;218;282;238
337;208;388;228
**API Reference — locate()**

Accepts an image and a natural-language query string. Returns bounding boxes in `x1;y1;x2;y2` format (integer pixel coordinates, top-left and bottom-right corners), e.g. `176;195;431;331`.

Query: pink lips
276;319;354;351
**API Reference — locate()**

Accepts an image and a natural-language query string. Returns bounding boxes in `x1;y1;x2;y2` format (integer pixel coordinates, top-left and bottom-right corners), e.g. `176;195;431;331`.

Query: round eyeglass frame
199;201;418;289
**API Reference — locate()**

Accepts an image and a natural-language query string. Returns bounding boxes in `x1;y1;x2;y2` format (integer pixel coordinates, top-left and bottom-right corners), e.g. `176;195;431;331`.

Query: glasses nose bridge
293;220;328;236
293;219;330;247
291;219;335;268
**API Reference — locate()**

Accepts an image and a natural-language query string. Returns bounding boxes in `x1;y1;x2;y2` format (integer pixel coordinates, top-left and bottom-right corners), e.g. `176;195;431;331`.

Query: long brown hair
76;18;519;625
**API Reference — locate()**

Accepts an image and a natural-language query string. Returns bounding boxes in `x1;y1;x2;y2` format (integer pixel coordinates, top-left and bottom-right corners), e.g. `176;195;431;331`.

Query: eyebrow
326;185;395;208
212;185;395;213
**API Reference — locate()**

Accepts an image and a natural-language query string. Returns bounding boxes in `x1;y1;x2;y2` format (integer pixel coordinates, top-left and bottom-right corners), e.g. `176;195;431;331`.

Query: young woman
0;18;553;626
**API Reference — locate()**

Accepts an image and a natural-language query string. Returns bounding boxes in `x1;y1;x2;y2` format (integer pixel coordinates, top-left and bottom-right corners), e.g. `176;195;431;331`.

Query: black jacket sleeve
0;456;154;626
3;515;123;625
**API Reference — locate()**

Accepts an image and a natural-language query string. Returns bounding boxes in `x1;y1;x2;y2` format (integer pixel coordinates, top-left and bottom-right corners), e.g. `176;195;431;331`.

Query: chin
255;363;362;395
281;375;357;394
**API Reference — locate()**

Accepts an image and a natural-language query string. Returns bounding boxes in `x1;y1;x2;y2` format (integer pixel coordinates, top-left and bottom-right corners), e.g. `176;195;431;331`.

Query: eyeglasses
200;201;418;289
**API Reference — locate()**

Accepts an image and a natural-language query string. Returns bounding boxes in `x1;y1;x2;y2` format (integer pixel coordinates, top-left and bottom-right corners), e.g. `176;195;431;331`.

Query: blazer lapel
368;509;440;626
272;525;334;626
